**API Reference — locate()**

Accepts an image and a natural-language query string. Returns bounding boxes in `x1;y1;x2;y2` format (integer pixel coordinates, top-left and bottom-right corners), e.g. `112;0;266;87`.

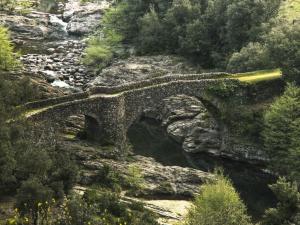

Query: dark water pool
128;118;277;221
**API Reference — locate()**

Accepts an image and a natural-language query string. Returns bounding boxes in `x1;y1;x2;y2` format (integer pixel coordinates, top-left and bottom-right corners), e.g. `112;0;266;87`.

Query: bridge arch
25;76;237;156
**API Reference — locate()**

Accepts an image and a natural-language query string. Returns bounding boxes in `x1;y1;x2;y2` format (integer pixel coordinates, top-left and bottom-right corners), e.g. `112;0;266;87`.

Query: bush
83;38;114;69
83;5;125;70
137;8;165;54
184;173;252;225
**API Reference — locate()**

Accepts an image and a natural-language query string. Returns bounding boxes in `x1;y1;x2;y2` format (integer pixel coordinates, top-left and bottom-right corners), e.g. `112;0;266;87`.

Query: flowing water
128;118;277;221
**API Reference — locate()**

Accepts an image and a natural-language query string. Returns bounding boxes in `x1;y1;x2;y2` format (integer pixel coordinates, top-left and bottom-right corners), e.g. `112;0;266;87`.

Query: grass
279;0;300;22
231;69;282;83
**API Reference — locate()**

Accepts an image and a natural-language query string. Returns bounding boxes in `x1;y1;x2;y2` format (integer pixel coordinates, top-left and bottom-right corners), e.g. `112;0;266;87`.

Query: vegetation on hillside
84;0;280;68
84;0;299;83
0;25;79;224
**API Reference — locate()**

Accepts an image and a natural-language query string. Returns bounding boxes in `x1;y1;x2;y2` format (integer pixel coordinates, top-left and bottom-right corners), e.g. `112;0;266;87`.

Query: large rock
63;0;110;35
159;95;222;154
0;12;48;42
0;11;69;42
65;140;214;198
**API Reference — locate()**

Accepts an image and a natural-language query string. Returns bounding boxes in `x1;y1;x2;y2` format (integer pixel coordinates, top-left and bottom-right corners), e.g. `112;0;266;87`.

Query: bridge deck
23;69;282;118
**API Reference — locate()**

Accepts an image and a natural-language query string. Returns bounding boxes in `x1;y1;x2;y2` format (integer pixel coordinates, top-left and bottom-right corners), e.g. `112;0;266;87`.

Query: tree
184;173;252;225
264;23;300;83
227;21;300;81
227;42;270;73
137;8;165;54
263;84;300;182
262;177;300;225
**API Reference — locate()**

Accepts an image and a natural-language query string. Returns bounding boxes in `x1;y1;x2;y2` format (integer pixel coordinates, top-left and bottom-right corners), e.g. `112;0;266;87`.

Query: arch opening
126;94;223;157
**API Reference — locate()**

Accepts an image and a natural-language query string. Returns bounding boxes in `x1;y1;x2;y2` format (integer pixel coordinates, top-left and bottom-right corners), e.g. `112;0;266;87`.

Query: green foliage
184;173;252;225
264;22;300;83
262;177;300;225
0;26;19;71
16;177;54;224
137;8;165;54
123;165;145;194
94;164;122;192
227;42;270;73
83;5;125;69
263;84;300;182
87;0;281;70
228;21;300;83
0;0;34;14
206;81;242;99
0;27;37;195
83;38;114;69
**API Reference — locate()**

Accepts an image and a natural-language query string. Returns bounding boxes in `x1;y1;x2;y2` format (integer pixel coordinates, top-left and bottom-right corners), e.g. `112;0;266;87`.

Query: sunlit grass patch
231;69;282;83
24;107;49;117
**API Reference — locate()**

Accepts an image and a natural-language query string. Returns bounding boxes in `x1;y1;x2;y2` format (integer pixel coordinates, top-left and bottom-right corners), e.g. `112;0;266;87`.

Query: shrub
184;173;252;225
83;38;113;69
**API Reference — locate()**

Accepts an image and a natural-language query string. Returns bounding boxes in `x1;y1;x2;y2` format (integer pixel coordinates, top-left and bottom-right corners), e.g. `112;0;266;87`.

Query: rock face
65;140;214;198
0;12;67;43
63;0;110;35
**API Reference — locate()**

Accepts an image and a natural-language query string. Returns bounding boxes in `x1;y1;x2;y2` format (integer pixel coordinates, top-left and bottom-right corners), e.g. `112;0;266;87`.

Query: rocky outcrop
89;55;199;87
0;11;67;43
63;0;110;35
65;140;214;198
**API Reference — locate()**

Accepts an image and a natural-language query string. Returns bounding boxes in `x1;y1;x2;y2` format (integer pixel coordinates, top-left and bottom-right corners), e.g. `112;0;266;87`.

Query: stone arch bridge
24;72;239;155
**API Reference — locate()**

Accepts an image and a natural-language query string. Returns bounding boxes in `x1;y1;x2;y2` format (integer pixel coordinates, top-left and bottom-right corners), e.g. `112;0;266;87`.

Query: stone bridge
25;72;239;155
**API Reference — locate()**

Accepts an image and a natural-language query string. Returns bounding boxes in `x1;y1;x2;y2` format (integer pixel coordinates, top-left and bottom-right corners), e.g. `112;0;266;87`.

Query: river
128;118;277;221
